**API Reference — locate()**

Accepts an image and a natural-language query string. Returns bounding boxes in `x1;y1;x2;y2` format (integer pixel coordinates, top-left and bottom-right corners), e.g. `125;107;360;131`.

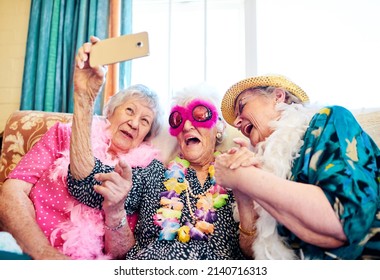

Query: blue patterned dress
278;106;380;259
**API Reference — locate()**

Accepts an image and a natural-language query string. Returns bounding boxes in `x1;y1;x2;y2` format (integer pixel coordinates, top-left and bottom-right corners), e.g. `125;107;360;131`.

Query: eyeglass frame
168;98;218;136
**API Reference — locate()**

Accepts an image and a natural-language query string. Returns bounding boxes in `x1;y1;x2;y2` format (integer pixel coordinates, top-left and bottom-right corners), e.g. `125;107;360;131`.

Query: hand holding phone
89;32;149;67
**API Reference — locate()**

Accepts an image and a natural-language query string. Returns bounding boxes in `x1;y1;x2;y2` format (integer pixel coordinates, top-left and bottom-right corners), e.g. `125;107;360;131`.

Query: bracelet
239;223;257;236
104;215;127;231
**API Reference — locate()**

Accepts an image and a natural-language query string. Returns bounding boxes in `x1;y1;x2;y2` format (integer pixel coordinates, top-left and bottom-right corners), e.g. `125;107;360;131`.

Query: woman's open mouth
185;136;200;146
241;123;253;137
121;130;133;139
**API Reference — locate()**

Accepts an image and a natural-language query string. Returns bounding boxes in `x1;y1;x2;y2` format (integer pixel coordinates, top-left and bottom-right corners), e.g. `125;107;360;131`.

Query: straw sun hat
221;75;309;126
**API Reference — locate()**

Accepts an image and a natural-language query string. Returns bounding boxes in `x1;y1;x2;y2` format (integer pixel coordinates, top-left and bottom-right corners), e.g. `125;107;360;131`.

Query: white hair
171;82;221;108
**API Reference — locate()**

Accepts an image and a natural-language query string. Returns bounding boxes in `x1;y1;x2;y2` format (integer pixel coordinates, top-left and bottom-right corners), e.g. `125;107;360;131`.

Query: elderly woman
67;83;252;259
0;36;163;260
214;75;380;260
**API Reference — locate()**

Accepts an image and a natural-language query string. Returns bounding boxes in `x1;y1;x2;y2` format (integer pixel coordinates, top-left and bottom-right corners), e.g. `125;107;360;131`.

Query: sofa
0;108;379;259
1;109;380;186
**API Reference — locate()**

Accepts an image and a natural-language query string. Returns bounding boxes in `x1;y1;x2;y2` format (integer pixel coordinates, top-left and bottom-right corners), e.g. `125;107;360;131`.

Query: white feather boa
247;103;318;259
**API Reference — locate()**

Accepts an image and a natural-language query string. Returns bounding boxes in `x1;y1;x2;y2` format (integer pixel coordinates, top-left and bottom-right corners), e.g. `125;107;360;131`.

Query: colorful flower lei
153;155;229;242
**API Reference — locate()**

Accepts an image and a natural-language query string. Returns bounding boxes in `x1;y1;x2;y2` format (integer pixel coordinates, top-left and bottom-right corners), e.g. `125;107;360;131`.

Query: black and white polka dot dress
68;159;245;260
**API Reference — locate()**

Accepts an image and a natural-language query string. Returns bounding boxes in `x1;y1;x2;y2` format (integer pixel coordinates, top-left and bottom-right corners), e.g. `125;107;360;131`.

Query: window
256;0;380;110
131;0;245;108
132;0;380;111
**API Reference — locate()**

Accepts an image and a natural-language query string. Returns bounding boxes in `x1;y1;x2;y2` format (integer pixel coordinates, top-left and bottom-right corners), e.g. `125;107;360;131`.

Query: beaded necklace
153;155;229;243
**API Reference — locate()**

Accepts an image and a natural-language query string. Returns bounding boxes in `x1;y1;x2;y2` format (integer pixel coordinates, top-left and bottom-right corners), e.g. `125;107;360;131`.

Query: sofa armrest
0;110;72;184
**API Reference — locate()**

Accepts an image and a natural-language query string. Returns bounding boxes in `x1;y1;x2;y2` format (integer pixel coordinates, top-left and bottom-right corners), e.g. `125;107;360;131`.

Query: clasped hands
214;138;261;190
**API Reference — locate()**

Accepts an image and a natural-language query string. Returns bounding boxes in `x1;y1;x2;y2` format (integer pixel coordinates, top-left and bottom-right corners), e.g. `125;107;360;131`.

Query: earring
216;132;222;139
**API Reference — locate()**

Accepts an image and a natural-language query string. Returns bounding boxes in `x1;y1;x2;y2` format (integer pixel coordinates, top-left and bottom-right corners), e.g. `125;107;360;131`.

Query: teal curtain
21;0;132;115
119;0;132;90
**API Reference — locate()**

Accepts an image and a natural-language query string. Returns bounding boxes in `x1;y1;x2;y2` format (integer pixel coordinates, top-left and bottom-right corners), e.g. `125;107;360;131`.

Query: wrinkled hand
214;153;240;189
223;138;261;170
94;159;132;215
215;138;261;189
73;36;107;102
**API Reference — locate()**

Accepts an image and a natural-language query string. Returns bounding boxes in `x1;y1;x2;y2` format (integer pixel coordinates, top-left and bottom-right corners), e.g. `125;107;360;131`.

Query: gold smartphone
89;32;149;67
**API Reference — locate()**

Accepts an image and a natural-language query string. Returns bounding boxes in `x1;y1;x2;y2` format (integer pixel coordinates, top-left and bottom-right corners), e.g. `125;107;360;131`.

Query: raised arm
68;37;137;259
70;36;106;180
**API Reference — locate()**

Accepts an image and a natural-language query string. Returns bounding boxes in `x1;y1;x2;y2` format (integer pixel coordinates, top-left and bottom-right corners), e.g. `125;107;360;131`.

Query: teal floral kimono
279;106;380;259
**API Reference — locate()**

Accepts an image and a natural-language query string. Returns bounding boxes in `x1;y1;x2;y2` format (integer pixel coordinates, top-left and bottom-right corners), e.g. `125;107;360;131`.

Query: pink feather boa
49;118;161;259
